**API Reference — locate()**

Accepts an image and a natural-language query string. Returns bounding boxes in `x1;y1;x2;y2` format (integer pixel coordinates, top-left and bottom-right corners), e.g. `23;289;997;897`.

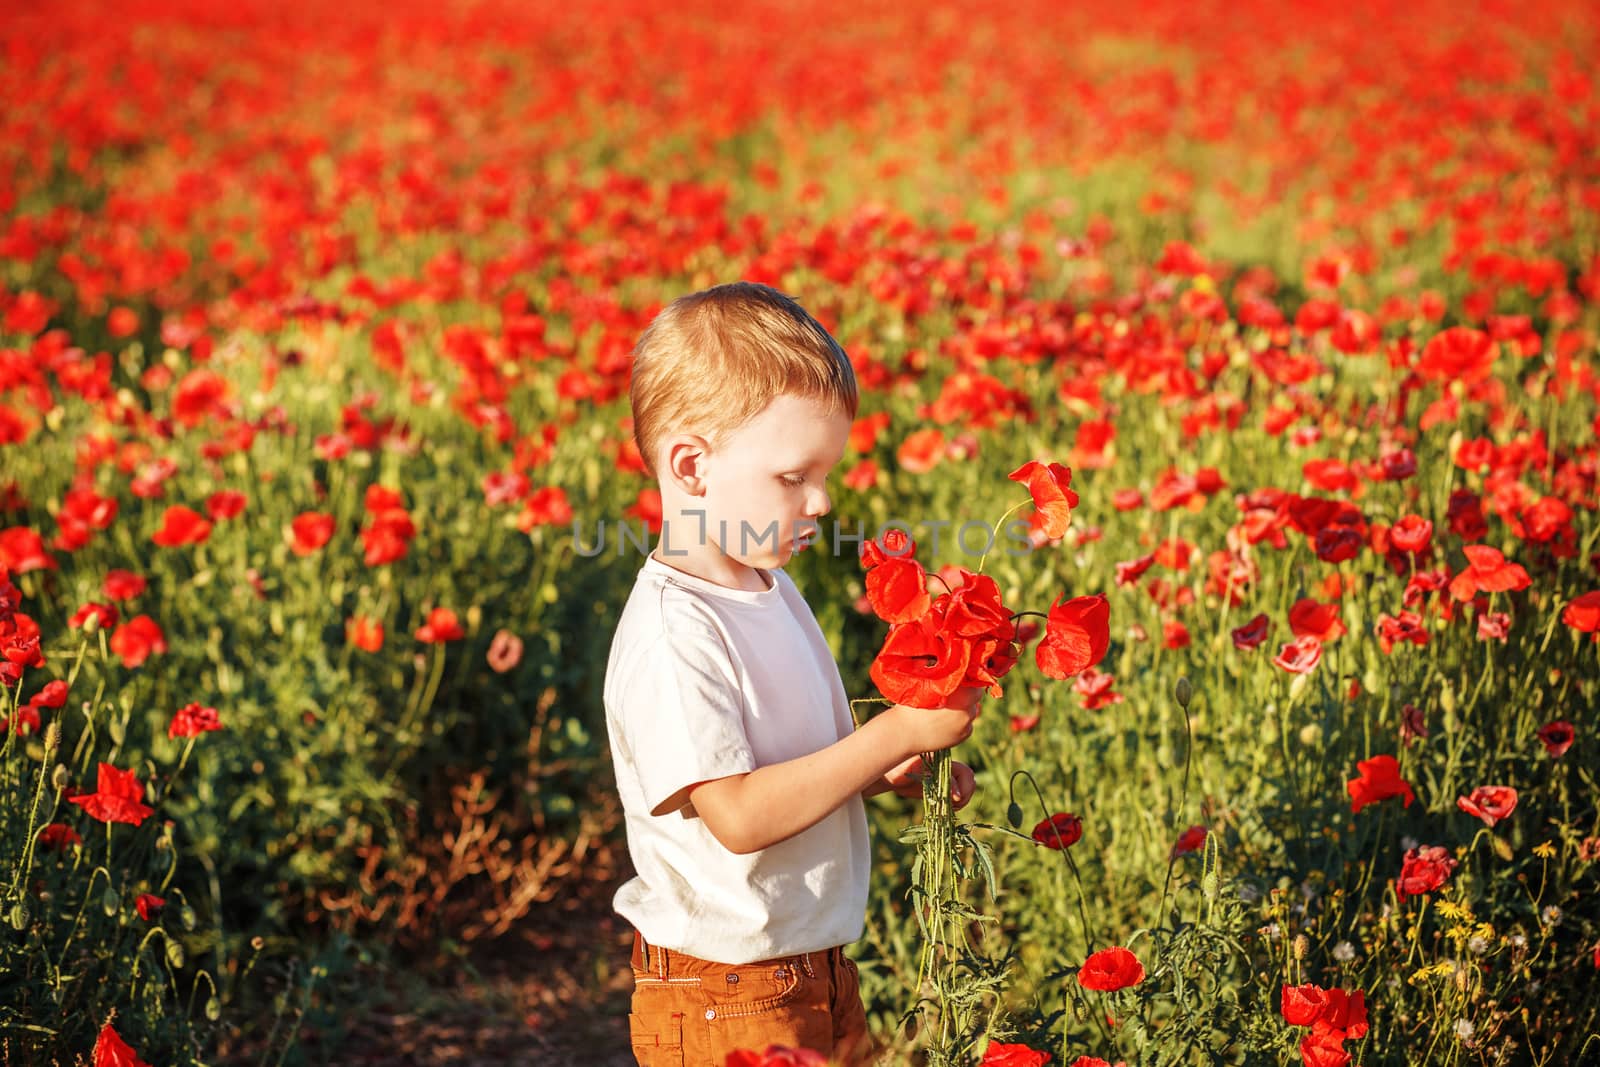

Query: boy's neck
650;542;772;594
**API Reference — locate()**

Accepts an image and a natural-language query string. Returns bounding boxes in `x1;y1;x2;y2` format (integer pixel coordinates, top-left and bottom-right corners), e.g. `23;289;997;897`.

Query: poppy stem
1008;611;1049;623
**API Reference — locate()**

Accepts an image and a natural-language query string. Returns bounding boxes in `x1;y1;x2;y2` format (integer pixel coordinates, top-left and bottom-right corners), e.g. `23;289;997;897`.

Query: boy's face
694;393;851;570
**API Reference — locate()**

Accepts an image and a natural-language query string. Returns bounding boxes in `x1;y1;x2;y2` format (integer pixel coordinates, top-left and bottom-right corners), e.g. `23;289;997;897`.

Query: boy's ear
663;434;710;496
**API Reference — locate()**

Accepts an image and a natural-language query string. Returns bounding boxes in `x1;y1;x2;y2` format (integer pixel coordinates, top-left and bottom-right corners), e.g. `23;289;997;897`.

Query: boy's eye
779;474;807;488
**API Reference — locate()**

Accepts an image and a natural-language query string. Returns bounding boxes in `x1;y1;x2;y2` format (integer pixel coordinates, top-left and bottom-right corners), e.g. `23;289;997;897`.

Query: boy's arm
687;695;981;856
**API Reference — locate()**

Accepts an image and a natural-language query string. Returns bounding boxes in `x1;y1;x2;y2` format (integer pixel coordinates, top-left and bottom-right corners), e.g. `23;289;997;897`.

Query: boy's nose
807;487;832;517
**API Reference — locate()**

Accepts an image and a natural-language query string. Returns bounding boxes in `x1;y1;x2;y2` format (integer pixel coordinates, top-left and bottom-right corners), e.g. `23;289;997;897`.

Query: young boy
605;282;981;1066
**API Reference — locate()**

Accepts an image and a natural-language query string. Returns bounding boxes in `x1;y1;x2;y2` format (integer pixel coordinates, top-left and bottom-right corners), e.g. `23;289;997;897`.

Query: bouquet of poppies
859;461;1112;1059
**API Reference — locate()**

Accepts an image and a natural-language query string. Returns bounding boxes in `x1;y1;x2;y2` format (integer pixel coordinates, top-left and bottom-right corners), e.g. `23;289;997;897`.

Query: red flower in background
108;615;167;668
1448;545;1531;602
69;763;154;826
1562;591;1600;633
415;608;465;643
37;822;81;850
1272;635;1322;673
519;486;574;530
92;1023;153;1067
1036;594;1110;679
206;489;247;521
1417;327;1497;383
289;512;336;555
897;428;945;473
169;702;223;739
0;526;56;572
1397;845;1458;898
1078;946;1144;992
346;614;384;652
135;893;165;921
1536;720;1574;759
151;505;213;547
1456;785;1517;827
1288;598;1345;643
1347;754;1414;814
1009;460;1078;540
70;601;119;631
103;570;147;600
1171;825;1207;856
1389;515;1432;555
979;1044;1053;1067
1231;613;1271;650
1032;812;1083;850
725;1046;828;1067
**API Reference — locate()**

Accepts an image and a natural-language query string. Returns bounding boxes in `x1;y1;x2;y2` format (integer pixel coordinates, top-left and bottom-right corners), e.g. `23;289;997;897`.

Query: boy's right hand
887;686;985;755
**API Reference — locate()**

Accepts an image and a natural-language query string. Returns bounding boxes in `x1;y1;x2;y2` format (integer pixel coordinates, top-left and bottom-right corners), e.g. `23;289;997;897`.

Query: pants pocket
629;1009;686;1067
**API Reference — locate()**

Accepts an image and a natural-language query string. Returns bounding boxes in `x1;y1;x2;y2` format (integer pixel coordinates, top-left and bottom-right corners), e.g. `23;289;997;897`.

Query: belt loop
656;942;668;979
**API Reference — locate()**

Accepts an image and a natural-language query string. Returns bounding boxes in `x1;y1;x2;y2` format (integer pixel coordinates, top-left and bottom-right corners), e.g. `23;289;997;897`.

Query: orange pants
627;930;878;1066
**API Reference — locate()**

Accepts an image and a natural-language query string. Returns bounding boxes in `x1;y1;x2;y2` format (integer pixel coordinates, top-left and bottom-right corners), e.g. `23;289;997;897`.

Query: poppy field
3;0;1600;1064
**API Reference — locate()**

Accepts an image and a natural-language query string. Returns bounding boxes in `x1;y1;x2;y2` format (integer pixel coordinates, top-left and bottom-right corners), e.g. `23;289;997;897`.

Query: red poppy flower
1313;525;1364;564
1536;720;1574;759
871;615;972;708
206;490;248;521
866;556;932;623
92;1024;153;1067
725;1047;828;1067
1397;844;1458;898
346;614;384;652
361;507;416;565
1078;946;1144;992
1009;713;1040;733
68;763;154;826
1346;754;1414;814
169;702;223;739
1032;812;1083;850
28;679;68;708
103;570;147;600
70;602;119;631
289;512;336;556
1456;785;1517;827
1288;598;1345;643
861;529;917;569
1272;635;1322;673
1375;610;1429;654
37;822;81;850
1231;613;1271;650
1299;1030;1350;1067
621;488;661;535
1114;553;1155;586
135;893;165;921
0;526;56;572
1418;327;1497;383
415;608;465;643
108;615;168;668
1449;545;1532;602
151;505;213;547
897;428;946;473
979;1044;1053;1067
1171;825;1207;856
1009;460;1078;540
1562;591;1600;633
519;486;574;530
1036;594;1110;680
1389;515;1432;555
0;705;40;736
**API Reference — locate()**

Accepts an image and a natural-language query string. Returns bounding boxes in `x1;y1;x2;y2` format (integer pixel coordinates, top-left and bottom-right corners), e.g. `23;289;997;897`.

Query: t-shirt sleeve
615;610;755;817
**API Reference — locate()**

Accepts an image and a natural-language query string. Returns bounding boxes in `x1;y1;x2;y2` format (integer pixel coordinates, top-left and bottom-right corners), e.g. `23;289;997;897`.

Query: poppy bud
109;717;126;745
1292;935;1310;959
1440;684;1456;715
1006;802;1024;829
81;611;101;636
43;722;60;754
206;997;222;1021
103;889;120;916
52;764;69;790
1174;676;1192;709
166;939;186;969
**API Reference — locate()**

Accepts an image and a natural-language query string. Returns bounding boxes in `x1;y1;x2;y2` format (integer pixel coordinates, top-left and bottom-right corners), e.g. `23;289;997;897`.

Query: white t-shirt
604;553;871;964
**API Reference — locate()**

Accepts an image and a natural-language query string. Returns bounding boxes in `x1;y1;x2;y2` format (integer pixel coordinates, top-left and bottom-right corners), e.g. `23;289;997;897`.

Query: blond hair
630;282;858;475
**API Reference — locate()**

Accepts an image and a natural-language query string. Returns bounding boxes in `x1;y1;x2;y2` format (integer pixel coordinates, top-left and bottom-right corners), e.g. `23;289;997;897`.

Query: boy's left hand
884;755;977;810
